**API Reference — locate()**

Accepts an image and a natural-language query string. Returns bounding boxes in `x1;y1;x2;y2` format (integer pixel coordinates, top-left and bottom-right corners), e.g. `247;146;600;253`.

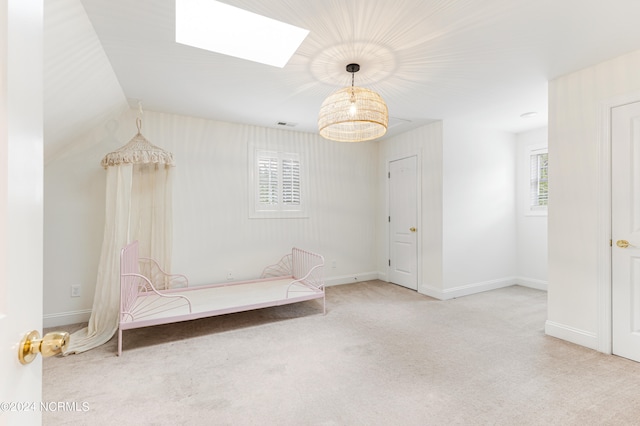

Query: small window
251;149;307;218
529;147;548;212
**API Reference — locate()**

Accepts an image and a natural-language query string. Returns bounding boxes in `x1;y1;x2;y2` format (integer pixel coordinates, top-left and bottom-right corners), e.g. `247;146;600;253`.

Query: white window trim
526;144;548;217
249;147;308;219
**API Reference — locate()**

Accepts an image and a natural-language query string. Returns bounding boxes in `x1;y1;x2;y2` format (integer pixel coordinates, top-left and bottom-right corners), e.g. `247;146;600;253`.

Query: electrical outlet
226;271;233;281
332;260;337;269
71;285;81;298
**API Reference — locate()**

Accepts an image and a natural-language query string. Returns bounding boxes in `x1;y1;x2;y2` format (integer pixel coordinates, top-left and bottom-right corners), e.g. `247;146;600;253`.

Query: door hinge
610;239;613;247
388;172;390;178
388;216;391;222
388;259;391;266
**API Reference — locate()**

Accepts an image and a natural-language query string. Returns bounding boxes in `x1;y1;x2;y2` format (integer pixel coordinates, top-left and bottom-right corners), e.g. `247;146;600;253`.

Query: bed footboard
287;247;325;313
291;247;324;289
119;241;192;356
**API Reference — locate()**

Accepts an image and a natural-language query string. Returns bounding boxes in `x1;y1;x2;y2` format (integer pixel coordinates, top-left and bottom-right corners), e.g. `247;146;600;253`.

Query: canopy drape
65;120;174;354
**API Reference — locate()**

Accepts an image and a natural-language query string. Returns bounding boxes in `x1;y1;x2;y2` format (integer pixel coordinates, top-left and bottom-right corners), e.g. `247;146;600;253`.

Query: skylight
175;0;309;68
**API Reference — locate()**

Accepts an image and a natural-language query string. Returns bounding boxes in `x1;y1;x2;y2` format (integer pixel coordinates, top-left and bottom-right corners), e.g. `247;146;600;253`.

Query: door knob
18;330;70;365
409;227;417;232
617;240;630;248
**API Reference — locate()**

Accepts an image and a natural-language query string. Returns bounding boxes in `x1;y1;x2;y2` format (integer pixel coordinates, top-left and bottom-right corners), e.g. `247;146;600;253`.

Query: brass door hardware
409;227;417;232
18;330;69;365
617;240;631;248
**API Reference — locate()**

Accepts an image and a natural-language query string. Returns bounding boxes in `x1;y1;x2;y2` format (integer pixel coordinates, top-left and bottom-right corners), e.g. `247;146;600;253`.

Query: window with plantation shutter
251;149;306;218
529;147;548;212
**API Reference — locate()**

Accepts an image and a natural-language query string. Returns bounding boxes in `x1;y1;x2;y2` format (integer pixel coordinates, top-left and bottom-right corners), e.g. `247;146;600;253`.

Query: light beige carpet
43;281;640;425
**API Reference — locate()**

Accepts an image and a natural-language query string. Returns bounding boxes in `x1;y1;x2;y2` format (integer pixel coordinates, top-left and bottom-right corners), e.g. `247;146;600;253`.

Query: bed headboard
120;241;142;320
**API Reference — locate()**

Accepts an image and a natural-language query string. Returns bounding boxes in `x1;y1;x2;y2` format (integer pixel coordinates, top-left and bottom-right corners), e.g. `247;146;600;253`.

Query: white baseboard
419;277;516;300
324;272;380;287
418;286;446;299
545;320;598;351
515;276;548;291
43;309;91;328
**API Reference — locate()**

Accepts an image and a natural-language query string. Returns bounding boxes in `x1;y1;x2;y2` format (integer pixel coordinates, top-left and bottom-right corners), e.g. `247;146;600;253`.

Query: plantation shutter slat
258;156;278;205
281;158;301;205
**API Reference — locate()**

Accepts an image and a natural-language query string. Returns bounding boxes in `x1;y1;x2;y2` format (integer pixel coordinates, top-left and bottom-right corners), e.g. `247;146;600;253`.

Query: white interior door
389;156;418;290
0;0;44;423
612;101;640;362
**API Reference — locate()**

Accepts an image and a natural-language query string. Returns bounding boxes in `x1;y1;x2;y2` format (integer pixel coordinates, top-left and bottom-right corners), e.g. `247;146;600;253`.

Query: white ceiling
74;0;640;140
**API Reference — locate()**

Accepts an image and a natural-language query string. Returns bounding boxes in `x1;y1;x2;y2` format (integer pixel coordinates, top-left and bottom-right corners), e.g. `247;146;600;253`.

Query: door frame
597;91;640;354
386;152;422;292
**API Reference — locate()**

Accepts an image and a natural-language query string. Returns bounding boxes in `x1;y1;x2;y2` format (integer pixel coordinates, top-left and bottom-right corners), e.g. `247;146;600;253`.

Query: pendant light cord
137;101;144;135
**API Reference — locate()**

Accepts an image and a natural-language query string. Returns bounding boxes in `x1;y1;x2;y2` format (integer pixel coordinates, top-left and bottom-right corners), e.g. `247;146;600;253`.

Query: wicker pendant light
318;63;388;142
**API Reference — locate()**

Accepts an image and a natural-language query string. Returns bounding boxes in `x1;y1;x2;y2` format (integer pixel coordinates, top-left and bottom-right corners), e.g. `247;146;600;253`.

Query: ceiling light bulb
349;102;357;116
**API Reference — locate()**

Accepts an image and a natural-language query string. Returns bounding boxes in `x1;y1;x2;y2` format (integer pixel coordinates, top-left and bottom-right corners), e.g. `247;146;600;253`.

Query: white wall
516;127;548;289
547;48;640;350
441;121;517;297
378;120;518;300
42;0;129;325
43;109;380;326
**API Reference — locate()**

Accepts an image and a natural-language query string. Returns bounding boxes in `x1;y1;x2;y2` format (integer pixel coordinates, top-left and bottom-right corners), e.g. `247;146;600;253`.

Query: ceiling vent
276;121;297;127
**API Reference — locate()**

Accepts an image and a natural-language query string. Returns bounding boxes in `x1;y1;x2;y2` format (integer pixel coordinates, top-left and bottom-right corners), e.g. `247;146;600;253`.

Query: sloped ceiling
45;0;640;153
44;0;129;163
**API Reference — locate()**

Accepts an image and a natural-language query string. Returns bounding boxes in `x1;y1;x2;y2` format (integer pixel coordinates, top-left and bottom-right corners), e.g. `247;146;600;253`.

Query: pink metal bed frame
118;241;325;355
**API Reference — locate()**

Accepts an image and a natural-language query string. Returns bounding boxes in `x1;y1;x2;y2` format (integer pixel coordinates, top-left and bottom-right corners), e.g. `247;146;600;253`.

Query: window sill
249;211;309;219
